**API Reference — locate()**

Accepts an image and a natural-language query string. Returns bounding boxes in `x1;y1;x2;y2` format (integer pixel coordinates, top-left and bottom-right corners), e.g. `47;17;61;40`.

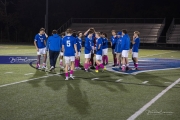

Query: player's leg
112;49;117;66
49;50;55;71
121;50;127;71
42;48;47;69
69;56;75;79
64;57;70;80
59;52;64;68
132;52;138;70
95;55;105;73
104;48;108;65
125;50;130;70
36;49;41;69
53;51;60;69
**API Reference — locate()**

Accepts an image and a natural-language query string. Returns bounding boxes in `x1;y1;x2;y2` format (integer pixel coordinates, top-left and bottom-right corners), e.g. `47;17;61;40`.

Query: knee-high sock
102;56;105;64
37;55;41;65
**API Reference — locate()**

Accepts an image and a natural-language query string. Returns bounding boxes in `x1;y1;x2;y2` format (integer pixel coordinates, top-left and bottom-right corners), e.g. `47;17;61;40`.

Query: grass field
0;45;180;120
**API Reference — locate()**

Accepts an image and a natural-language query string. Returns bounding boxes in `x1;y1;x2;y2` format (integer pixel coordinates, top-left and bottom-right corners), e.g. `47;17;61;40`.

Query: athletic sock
70;70;74;77
65;72;69;78
96;65;99;70
77;60;80;67
102;56;105;64
99;64;104;69
135;63;138;68
105;55;109;64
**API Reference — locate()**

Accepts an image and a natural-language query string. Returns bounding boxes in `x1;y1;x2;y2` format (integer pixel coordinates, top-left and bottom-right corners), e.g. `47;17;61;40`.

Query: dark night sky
0;0;180;41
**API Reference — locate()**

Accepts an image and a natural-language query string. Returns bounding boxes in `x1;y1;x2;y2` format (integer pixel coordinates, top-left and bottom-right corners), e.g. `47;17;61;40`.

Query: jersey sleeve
34;35;38;41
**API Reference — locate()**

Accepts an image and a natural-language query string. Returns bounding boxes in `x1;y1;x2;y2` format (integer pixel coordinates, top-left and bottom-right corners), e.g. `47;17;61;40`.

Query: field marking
164;82;172;84
115;79;123;82
142;81;149;84
4;72;13;74
0;73;60;88
24;73;34;76
91;78;99;80
127;78;180;120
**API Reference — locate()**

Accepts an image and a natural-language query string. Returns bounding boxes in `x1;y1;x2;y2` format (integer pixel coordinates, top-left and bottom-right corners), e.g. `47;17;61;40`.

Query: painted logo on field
110;58;180;75
0;56;37;64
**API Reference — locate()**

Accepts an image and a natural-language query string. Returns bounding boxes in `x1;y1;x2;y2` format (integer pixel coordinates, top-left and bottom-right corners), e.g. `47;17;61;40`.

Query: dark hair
88;30;93;35
89;28;95;33
100;32;103;35
66;29;73;34
122;29;127;34
111;30;116;33
102;33;107;38
40;28;45;31
52;30;57;34
77;31;83;37
60;32;65;37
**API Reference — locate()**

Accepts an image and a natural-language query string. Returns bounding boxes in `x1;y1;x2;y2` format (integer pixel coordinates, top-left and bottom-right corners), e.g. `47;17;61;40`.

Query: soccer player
62;29;78;80
59;32;65;68
121;29;130;71
131;31;140;70
116;32;123;68
46;30;62;71
84;28;96;68
111;30;117;67
102;33;109;65
75;31;83;70
95;32;105;73
84;30;93;72
34;28;48;69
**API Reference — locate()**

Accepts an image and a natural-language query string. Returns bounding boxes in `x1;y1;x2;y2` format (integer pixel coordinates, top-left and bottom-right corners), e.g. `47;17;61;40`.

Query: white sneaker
70;76;74;80
49;66;54;71
65;77;69;81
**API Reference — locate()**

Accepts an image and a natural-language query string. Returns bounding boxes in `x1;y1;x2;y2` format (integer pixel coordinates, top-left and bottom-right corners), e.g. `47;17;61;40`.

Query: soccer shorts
85;53;91;59
64;56;75;64
132;52;138;58
60;52;64;56
75;52;81;57
102;48;108;55
96;55;102;61
37;48;46;55
122;50;129;57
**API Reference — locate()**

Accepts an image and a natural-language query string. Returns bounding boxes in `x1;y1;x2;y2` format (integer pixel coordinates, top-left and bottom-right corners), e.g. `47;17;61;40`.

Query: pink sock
70;70;74;75
96;65;99;70
65;73;68;77
84;63;87;69
102;56;105;63
135;63;138;68
77;60;79;67
99;64;104;69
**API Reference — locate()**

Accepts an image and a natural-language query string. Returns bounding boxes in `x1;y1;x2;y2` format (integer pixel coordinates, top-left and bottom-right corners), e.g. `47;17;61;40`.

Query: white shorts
96;55;102;61
122;50;129;58
132;52;138;58
102;48;108;55
64;56;75;64
85;53;91;59
37;48;46;55
75;52;81;57
60;52;64;56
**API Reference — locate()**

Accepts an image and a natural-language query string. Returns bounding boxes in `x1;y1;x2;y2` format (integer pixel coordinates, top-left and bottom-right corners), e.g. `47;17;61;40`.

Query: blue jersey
76;37;82;52
111;36;117;49
46;34;62;52
34;34;47;49
63;35;76;56
121;34;130;50
84;37;92;54
96;37;103;55
115;37;122;53
102;38;108;49
132;37;140;52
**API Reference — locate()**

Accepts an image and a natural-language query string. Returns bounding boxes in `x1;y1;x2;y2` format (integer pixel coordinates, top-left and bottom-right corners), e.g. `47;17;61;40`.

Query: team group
34;28;140;80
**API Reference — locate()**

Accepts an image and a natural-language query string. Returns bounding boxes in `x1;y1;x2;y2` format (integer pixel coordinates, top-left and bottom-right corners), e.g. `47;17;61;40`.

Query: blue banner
0;56;37;64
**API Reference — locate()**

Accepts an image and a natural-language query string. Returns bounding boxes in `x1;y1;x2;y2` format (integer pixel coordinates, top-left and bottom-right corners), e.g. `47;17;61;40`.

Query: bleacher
166;19;180;44
58;18;165;44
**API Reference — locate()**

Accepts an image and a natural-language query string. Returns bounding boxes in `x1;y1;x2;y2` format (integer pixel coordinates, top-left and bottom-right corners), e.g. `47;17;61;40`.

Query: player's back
63;35;75;56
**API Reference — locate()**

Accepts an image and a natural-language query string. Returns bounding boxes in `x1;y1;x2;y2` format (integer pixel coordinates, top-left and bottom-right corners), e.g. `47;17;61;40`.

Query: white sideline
127;78;180;120
0;73;59;88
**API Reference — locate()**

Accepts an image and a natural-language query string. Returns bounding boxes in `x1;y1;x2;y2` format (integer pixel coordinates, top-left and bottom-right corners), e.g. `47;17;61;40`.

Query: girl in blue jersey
102;33;109;65
84;30;93;72
131;31;140;70
116;32;123;68
75;31;83;70
59;32;65;68
95;32;105;73
111;30;118;67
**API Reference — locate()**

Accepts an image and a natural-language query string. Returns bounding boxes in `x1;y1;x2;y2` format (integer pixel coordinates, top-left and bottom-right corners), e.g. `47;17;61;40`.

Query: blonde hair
134;31;140;36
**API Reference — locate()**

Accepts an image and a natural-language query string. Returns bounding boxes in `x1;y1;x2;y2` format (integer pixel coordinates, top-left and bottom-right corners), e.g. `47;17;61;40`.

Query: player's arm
34;35;39;51
84;28;90;36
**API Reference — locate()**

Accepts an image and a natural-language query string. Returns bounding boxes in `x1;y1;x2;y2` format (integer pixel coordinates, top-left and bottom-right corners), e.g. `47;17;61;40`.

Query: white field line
142;81;149;84
4;72;13;74
127;78;180;120
115;79;123;82
24;73;34;76
91;78;99;80
0;73;60;88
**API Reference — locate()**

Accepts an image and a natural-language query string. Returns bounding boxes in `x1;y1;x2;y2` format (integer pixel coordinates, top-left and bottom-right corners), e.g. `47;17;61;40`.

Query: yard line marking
91;78;99;80
4;72;13;74
142;81;149;84
127;78;180;120
0;73;60;88
140;51;176;58
24;73;34;76
164;82;172;84
90;72;96;76
115;79;123;82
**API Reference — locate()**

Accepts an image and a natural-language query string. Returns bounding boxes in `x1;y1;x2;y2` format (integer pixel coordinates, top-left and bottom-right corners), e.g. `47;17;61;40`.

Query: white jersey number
67;40;71;47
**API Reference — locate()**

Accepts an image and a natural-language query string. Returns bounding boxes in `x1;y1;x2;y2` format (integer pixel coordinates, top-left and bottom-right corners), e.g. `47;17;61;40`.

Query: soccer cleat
122;66;126;72
36;64;41;69
132;67;138;70
102;67;106;72
65;77;69;81
70;76;74;80
95;70;99;73
126;66;130;71
49;66;54;71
